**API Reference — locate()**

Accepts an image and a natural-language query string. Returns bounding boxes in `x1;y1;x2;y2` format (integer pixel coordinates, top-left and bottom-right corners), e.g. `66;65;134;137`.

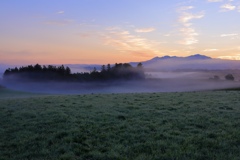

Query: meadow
0;88;240;160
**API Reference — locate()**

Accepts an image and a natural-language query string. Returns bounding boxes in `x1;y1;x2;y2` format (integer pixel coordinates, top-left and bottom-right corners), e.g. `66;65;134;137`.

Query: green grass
0;87;44;99
0;90;240;160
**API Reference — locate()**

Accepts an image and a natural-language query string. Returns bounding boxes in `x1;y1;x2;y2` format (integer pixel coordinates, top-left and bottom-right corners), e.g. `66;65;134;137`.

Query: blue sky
0;0;240;64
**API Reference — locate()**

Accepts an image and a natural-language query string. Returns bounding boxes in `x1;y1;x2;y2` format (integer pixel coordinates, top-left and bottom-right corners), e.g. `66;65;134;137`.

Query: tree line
3;63;145;82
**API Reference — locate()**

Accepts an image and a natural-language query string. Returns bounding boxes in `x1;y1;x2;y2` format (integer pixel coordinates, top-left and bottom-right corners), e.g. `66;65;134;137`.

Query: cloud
220;33;239;39
104;28;161;57
218;54;240;60
164;34;170;37
220;4;236;11
220;33;238;37
179;28;199;45
203;49;219;52
178;7;205;45
179;6;194;11
207;0;223;2
135;27;156;33
44;19;74;26
179;12;205;26
208;0;238;12
56;11;65;14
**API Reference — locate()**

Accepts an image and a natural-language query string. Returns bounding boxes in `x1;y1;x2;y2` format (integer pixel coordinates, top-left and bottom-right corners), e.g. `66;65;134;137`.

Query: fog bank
2;70;240;94
2;78;239;95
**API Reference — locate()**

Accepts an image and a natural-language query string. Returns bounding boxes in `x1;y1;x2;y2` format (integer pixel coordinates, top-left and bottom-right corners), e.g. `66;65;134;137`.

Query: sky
0;0;240;65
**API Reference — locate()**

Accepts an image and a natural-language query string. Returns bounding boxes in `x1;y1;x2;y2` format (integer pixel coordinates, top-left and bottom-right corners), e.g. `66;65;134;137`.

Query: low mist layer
2;69;240;94
2;78;239;95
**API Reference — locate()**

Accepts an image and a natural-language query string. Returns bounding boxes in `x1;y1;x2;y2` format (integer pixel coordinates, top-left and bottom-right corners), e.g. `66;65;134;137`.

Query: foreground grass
0;91;240;160
0;87;43;99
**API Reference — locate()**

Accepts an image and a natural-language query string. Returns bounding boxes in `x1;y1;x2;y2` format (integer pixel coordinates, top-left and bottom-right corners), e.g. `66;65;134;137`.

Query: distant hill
147;54;211;62
131;54;240;71
185;54;211;60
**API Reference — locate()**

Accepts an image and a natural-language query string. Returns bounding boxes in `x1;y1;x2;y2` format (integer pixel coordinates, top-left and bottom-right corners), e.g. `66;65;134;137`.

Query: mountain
145;54;211;62
185;54;211;60
131;54;240;71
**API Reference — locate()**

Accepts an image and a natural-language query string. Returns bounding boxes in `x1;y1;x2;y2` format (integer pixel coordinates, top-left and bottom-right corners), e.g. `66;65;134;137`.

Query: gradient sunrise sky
0;0;240;65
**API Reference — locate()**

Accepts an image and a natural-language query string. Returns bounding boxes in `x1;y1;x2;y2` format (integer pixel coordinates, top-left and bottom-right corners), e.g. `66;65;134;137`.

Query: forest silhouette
3;63;145;82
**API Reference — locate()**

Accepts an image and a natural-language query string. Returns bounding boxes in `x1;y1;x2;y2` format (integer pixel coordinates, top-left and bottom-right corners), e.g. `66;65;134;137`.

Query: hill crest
149;54;211;61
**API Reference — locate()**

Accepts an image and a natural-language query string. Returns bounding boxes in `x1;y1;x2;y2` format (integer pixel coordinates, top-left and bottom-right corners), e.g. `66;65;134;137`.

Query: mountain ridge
146;54;211;62
130;54;240;71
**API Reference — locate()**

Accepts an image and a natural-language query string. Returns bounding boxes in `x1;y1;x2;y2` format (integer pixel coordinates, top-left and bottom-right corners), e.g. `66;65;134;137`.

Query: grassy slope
0;91;240;160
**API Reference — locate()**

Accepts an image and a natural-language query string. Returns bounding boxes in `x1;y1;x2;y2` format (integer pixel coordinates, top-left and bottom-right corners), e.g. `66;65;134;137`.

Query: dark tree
57;65;65;75
43;65;47;72
34;64;42;71
107;64;111;72
3;68;11;77
101;65;106;72
92;67;97;73
137;62;143;68
65;67;71;75
225;74;234;81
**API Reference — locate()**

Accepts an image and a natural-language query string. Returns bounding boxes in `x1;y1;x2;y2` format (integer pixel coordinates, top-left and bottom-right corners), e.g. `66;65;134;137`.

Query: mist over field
2;71;240;94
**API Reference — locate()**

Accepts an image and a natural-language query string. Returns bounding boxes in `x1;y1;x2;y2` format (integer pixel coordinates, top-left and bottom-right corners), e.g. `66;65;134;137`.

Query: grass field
0;88;240;160
0;86;44;99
